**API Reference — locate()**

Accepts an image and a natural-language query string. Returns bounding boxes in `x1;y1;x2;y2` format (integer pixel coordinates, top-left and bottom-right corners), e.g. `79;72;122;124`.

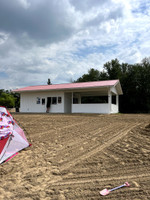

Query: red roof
13;80;122;94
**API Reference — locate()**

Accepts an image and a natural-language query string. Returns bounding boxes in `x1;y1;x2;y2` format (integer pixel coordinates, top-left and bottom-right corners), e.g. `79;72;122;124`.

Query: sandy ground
0;113;150;200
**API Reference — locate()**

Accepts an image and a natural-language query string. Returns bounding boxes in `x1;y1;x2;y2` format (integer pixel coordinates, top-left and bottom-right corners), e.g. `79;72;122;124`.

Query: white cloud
0;0;150;89
17;0;31;9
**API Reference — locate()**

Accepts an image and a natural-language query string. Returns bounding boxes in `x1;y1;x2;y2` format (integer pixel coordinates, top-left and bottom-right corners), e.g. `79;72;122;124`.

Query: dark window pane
42;98;45;105
81;96;108;104
36;97;40;104
73;98;78;104
58;97;62;103
52;97;57;104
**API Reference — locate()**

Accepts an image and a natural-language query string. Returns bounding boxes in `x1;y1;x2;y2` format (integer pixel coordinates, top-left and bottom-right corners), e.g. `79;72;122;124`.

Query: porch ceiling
72;87;109;96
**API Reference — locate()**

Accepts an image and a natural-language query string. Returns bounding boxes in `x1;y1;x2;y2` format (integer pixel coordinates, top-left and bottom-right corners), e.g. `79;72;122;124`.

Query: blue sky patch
132;2;150;14
0;72;9;79
74;45;117;58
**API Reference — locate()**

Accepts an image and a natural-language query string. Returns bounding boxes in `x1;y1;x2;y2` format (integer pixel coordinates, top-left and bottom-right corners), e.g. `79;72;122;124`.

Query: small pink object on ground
100;188;110;196
100;182;130;196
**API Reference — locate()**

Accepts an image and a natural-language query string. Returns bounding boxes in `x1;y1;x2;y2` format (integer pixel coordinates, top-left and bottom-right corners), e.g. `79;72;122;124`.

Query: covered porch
65;86;119;114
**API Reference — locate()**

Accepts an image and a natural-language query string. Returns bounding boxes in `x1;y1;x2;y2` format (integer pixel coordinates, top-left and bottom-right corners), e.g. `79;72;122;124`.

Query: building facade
13;80;123;114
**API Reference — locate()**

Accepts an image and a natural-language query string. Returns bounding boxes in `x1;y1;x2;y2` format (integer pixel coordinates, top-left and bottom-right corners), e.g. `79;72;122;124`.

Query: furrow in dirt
50;122;126;165
59;123;141;172
50;172;150;186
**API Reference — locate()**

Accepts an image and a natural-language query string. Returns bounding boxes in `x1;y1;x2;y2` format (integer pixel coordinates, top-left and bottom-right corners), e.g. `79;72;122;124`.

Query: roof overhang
13;80;123;95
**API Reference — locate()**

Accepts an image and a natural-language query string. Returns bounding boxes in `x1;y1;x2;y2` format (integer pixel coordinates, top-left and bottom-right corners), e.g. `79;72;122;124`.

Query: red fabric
0;137;9;154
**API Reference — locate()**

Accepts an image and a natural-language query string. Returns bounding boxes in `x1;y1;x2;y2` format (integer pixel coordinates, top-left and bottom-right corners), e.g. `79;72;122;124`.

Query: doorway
46;97;51;112
64;93;72;113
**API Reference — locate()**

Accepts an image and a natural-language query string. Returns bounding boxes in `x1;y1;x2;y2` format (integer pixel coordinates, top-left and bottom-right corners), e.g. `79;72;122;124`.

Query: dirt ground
0;113;150;200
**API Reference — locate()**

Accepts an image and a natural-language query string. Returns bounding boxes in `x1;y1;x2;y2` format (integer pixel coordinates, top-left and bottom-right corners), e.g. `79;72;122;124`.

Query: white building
13;80;123;114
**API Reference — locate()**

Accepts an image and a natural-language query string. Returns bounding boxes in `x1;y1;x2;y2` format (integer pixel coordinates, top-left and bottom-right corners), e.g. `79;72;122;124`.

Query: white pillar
78;94;81;104
116;94;119;112
108;90;112;114
71;92;73;113
72;92;73;104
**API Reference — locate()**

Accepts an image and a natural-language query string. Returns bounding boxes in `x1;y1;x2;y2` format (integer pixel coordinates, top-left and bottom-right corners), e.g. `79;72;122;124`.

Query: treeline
75;57;150;113
0;90;20;108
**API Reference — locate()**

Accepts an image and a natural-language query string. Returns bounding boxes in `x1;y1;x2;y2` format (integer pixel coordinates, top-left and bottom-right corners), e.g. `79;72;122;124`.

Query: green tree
103;58;122;79
12;92;20;108
75;68;101;82
0;92;15;108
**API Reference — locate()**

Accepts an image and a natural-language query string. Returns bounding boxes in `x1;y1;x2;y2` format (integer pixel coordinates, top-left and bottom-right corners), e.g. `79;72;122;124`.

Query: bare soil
0;113;150;200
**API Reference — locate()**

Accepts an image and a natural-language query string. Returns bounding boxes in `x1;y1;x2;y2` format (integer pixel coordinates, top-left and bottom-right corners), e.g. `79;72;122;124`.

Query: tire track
50;122;126;165
50;172;150;186
59;123;141;172
36;120;91;137
55;122;123;151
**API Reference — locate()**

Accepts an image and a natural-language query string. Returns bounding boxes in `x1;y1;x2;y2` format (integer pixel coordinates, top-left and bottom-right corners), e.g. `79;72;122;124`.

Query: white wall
110;86;117;94
20;91;65;113
111;104;118;113
72;104;110;114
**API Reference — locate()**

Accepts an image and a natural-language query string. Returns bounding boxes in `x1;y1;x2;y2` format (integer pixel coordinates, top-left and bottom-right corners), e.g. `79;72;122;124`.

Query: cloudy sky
0;0;150;90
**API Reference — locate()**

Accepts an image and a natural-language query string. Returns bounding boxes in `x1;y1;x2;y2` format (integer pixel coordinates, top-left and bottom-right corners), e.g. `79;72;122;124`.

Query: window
52;97;57;104
58;97;62;103
73;98;78;104
42;98;45;105
36;97;40;104
81;96;108;104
